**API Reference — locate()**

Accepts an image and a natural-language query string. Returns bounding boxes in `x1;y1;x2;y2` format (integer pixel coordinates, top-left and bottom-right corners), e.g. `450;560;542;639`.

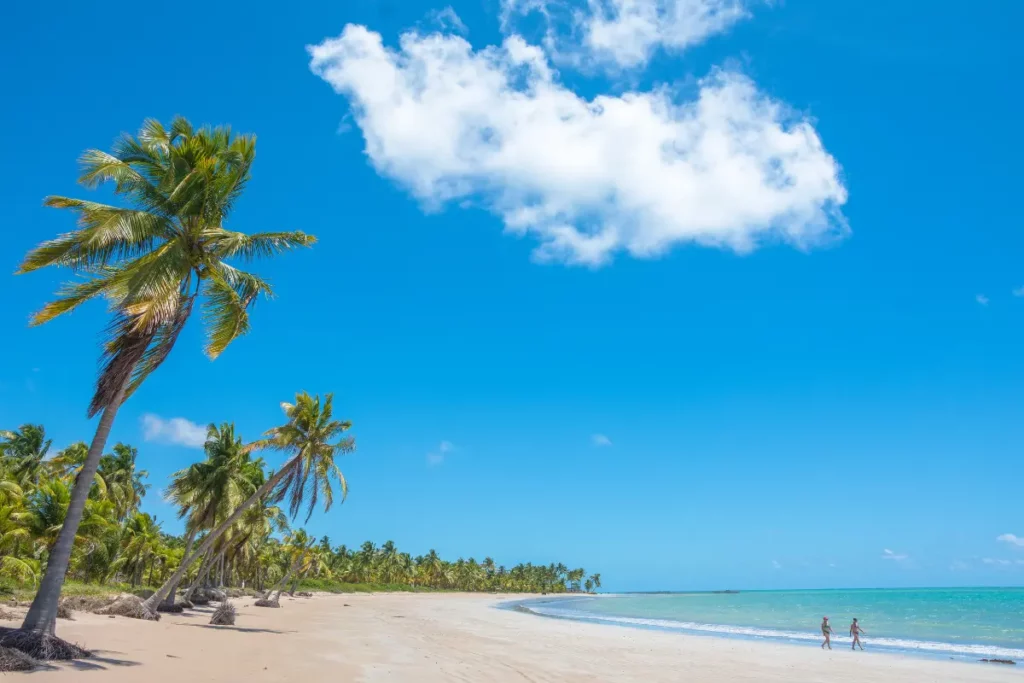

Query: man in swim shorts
821;616;834;649
850;618;866;650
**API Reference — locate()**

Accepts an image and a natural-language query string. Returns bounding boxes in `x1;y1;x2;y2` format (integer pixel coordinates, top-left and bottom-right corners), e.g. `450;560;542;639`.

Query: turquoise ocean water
515;588;1024;660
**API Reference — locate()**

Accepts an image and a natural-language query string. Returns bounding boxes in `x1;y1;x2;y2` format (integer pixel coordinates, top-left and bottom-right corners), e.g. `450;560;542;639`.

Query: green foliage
2;419;601;599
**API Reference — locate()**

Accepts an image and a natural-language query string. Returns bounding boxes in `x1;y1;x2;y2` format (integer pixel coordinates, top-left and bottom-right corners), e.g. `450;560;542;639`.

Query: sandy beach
2;593;1021;681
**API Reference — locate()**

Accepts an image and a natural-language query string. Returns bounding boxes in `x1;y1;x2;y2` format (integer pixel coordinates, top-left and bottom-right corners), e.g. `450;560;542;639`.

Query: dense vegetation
1;423;600;598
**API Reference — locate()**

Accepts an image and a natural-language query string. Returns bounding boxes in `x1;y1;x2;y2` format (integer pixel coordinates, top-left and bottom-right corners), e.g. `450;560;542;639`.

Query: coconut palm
21;478;117;560
0;425;52;489
46;443;89;479
268;528;314;600
144;391;353;612
97;443;149;522
13;117;315;640
114;512;162;586
163;423;261;605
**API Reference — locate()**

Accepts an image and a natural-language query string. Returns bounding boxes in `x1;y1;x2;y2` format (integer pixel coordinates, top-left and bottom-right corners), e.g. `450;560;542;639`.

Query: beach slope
2;593;1019;681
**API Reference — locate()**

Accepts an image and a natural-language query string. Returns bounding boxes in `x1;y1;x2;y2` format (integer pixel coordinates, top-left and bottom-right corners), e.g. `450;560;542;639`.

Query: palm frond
27;268;120;326
18;199;169;274
207;229;316;261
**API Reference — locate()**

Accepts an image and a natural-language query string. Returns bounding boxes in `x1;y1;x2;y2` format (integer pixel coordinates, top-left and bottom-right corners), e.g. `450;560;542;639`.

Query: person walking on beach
850;618;866;650
821;616;835;650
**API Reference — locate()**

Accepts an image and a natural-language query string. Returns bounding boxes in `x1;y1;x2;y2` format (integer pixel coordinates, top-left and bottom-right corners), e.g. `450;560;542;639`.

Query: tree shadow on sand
67;653;142;671
185;624;294;635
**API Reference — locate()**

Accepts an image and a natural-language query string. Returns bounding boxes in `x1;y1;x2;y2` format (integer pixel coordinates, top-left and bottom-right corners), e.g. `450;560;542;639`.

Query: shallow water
515;588;1024;660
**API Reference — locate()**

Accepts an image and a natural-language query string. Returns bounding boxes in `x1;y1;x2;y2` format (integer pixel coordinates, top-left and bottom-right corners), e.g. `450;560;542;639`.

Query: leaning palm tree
265;528;314;601
163;423;261;606
143;392;353;613
9;117;315;652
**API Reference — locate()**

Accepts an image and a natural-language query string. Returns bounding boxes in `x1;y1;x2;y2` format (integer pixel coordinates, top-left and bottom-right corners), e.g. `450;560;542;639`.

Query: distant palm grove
0;423;600;595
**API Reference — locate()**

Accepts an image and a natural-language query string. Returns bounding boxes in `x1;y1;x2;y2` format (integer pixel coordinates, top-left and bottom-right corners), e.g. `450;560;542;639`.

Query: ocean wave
520;605;1024;660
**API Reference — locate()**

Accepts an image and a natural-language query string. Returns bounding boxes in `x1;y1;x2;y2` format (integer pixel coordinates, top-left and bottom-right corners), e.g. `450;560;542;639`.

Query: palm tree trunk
162;527;197;608
183;549;217;602
144;460;294;613
20;382;129;634
270;561;299;601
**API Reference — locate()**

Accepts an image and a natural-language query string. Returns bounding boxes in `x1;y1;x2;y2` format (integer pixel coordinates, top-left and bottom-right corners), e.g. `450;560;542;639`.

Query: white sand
3;593;1021;681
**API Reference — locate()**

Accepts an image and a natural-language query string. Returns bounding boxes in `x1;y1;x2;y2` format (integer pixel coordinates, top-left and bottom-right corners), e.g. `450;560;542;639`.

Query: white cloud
997;533;1024;548
141;414;207;449
881;549;908;562
308;26;847;267
502;0;751;70
982;558;1014;567
591;433;613;447
1013;286;1024;297
976;294;989;306
579;0;749;69
427;440;455;466
428;6;469;35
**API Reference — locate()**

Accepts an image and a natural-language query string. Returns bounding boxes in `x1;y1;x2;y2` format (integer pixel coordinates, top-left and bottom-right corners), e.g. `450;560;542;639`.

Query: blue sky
2;0;1022;592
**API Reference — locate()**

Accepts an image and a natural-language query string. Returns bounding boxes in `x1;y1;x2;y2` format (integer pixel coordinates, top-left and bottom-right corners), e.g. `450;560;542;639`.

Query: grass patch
296;579;442;593
10;581;158;603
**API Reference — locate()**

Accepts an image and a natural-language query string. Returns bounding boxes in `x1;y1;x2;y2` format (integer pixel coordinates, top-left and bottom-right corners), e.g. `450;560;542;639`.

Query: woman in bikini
850;618;866;650
821;616;834;649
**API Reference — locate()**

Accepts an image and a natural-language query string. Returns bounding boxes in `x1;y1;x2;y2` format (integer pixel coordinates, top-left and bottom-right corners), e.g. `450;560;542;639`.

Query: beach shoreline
3;592;1021;681
506;590;1024;663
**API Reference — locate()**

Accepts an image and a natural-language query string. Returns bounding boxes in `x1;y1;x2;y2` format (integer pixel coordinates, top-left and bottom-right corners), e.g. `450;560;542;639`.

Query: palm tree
0;425;52;488
268;528;314;599
588;573;601;592
115;512;162;586
47;443;89;479
164;423;260;605
97;443;149;522
14;117;315;640
143;391;353;612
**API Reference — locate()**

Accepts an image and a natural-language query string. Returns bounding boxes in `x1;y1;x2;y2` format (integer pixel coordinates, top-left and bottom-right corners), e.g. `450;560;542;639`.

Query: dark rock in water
712;590;740;594
981;659;1016;665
